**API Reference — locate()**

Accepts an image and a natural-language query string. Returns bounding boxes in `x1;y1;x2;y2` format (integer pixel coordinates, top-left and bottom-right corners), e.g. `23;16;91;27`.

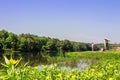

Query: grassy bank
47;51;120;63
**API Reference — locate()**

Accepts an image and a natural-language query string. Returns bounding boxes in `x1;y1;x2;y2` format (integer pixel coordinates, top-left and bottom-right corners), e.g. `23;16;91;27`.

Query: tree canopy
0;30;107;56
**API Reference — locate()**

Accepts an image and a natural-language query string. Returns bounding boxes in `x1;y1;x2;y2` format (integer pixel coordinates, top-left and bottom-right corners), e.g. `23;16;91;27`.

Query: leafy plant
1;56;21;80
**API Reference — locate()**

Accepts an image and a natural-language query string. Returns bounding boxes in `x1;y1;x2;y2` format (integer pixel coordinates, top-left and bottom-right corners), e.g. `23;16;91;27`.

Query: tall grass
47;51;120;63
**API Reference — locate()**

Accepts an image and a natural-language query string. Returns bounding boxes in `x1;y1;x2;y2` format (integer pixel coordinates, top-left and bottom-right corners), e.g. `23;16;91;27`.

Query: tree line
0;30;105;56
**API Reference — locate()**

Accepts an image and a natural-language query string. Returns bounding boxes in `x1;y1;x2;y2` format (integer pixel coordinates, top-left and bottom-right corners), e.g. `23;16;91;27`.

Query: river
0;52;97;70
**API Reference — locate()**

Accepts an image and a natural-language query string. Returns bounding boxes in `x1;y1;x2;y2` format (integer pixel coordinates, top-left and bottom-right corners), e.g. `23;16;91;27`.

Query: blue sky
0;0;120;43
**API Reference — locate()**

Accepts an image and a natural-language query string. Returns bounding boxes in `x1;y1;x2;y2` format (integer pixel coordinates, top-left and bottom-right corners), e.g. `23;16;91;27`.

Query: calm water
0;52;97;70
38;59;97;71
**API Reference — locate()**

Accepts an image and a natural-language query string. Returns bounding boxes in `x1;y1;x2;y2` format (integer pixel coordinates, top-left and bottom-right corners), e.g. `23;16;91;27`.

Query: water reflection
0;52;97;71
58;59;97;71
38;59;97;71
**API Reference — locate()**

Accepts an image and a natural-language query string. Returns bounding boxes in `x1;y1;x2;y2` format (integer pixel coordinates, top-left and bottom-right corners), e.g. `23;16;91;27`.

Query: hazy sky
0;0;120;43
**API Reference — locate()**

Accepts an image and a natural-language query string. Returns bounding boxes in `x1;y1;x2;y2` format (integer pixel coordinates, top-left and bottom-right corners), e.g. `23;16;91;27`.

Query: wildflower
70;69;76;73
42;65;47;69
49;65;53;70
71;75;76;79
46;75;52;80
57;73;63;80
34;66;38;70
109;78;114;80
57;73;62;77
27;66;31;69
97;72;103;77
9;59;17;65
21;69;26;72
66;74;70;78
91;69;95;72
85;75;89;78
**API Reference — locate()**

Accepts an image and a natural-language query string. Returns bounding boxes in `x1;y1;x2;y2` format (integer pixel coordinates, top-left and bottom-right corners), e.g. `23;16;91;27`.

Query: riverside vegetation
0;51;120;80
1;30;120;79
0;29;118;55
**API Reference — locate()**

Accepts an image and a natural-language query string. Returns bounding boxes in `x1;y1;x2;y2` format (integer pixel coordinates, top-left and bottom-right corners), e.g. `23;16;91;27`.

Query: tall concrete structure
104;39;110;50
91;43;94;52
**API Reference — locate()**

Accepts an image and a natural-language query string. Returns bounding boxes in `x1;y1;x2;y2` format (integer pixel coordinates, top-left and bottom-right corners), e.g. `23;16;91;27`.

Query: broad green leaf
1;63;8;68
3;56;10;65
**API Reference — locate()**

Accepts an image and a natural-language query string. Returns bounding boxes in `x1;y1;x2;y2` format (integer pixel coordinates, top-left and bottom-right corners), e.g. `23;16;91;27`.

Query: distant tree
59;40;73;57
61;40;73;52
19;36;28;52
79;43;87;51
0;29;105;56
0;30;8;39
0;30;9;49
19;33;35;52
39;37;48;52
72;42;81;51
95;44;104;50
5;32;19;50
42;38;58;56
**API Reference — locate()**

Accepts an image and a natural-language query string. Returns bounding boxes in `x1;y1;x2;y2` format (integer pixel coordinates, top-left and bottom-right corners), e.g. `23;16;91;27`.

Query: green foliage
1;56;21;80
61;40;73;52
6;32;19;50
0;29;104;56
1;51;120;80
0;30;9;49
0;43;3;51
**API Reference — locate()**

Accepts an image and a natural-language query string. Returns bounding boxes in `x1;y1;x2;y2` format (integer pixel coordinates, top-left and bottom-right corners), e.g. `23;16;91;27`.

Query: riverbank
47;51;120;63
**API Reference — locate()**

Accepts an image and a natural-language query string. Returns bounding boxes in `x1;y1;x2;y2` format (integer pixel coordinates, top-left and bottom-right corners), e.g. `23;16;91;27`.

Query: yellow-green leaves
3;56;10;65
1;52;120;80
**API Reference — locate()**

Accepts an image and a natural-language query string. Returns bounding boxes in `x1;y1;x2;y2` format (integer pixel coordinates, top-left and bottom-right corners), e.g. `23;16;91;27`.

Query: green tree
5;32;19;50
79;43;88;51
0;30;9;49
42;38;58;56
19;33;34;52
62;40;73;52
60;40;73;57
39;37;47;52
